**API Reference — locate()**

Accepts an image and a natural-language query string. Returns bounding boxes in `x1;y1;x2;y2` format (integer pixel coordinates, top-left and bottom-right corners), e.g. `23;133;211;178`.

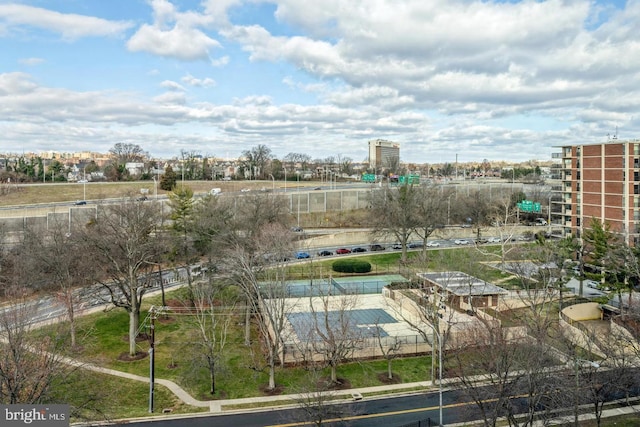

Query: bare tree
21;222;91;348
79;199;165;357
368;184;420;262
221;223;295;391
0;288;63;404
413;184;449;251
190;193;235;285
475;194;520;268
306;293;363;385
450;320;553;427
241;144;272;180
288;368;358;427
373;320;402;381
183;281;237;395
108;143;146;165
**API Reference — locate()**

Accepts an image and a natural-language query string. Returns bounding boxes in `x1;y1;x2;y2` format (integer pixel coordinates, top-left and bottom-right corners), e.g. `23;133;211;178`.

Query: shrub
332;259;372;273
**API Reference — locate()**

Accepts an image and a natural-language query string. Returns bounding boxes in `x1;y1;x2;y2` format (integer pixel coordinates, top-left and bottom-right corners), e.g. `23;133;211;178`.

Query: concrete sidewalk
60;353;433;413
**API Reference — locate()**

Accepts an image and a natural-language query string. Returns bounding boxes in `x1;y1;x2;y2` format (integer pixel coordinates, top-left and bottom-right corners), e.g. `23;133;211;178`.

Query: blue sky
1;0;638;164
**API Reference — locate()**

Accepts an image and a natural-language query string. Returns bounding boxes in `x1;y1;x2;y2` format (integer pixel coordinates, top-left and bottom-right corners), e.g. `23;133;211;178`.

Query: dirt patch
259;384;286;396
117;351;148;362
121;334;151;343
319;377;352;391
376;372;402;384
156;316;176;325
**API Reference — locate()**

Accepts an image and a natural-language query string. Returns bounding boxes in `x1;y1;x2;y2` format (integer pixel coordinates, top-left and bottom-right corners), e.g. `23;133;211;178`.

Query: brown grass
0;180;321;207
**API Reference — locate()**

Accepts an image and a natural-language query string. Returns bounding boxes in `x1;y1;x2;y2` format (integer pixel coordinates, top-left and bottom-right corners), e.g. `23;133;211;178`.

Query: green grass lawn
46;302;434;399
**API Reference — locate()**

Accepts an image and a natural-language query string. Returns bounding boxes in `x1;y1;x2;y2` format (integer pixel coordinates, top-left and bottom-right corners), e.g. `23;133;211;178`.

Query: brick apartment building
557;139;640;245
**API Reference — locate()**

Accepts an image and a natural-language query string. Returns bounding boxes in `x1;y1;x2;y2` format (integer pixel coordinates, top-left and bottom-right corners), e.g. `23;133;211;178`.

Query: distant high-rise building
556;139;640;245
368;139;400;169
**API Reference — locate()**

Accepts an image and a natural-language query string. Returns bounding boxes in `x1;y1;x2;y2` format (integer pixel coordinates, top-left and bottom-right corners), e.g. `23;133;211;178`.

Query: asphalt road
112;388;473;427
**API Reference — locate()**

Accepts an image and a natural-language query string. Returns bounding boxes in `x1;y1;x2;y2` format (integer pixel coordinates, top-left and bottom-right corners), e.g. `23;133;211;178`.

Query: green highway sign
517;200;541;213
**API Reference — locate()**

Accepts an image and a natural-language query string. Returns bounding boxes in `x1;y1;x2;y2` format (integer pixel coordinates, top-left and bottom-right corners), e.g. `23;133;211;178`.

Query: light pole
269;174;275;192
152;175;158;200
283;167;287;193
547;193;552;233
573;358;600;426
427;324;444;427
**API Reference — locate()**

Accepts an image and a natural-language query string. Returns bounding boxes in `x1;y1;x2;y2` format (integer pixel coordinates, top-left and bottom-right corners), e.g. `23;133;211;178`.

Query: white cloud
181;74;216;88
153;91;187;105
0;4;133;40
18;57;44;66
160;80;185;91
126;0;225;61
127;23;220;60
3;1;640;162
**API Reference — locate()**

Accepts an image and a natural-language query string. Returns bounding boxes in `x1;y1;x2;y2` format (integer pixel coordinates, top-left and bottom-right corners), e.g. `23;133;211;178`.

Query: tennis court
287;308;397;341
278;273;409;297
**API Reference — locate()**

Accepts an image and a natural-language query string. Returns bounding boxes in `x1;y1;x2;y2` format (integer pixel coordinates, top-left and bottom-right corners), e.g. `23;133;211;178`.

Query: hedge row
331;259;372;273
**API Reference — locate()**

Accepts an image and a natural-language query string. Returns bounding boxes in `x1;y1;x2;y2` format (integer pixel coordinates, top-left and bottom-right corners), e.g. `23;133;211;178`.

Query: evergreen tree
160;165;177;191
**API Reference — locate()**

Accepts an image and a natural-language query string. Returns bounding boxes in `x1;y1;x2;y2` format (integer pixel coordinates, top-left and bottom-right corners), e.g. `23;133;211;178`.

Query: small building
417;271;508;311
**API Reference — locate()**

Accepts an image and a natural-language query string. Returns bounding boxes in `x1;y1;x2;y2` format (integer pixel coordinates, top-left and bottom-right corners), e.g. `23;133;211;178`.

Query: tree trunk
209;357;216;394
330;363;337;383
244;306;251;346
268;362;276;390
387;358;393;380
129;310;138;356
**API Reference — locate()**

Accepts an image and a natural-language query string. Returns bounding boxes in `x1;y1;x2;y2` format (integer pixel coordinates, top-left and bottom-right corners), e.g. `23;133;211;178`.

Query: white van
210;188;222;196
535;218;547;226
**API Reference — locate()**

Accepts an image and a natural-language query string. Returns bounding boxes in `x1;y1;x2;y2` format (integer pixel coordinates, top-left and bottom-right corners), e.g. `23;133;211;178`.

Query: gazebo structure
417;271;508;312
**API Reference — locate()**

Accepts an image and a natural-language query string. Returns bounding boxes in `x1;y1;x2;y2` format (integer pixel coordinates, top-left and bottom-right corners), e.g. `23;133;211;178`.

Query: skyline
1;0;638;164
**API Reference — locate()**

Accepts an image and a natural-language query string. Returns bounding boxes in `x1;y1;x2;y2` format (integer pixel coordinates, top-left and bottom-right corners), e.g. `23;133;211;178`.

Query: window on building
576;171;580;179
635;185;640;195
635;171;640;182
577;217;581;226
634;158;640;168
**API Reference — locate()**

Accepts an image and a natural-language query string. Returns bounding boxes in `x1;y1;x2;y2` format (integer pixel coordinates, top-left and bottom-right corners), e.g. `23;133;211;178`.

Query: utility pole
148;307;157;413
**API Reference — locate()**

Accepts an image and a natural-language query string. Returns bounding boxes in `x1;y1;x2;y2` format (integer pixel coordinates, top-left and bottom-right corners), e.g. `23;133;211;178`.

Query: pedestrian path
58;353;433;413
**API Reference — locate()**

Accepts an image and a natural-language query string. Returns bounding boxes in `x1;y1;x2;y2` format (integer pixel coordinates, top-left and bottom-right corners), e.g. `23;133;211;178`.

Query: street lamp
152;175;158;200
283;167;287;193
573;358;600;426
427;324;444;427
269;174;275;192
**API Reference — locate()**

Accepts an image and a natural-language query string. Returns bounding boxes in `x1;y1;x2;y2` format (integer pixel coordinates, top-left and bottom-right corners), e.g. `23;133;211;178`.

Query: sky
1;0;638;164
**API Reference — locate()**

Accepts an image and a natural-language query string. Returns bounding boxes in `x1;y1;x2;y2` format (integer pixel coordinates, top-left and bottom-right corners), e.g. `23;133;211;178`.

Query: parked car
296;251;310;259
369;244;385;251
352;247;367;253
408;242;423;248
391;243;403;250
487;237;501;243
336;248;352;254
74;200;87;205
136;195;148;201
454;239;470;245
317;250;333;256
426;241;440;247
586;280;600;289
291;226;303;232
